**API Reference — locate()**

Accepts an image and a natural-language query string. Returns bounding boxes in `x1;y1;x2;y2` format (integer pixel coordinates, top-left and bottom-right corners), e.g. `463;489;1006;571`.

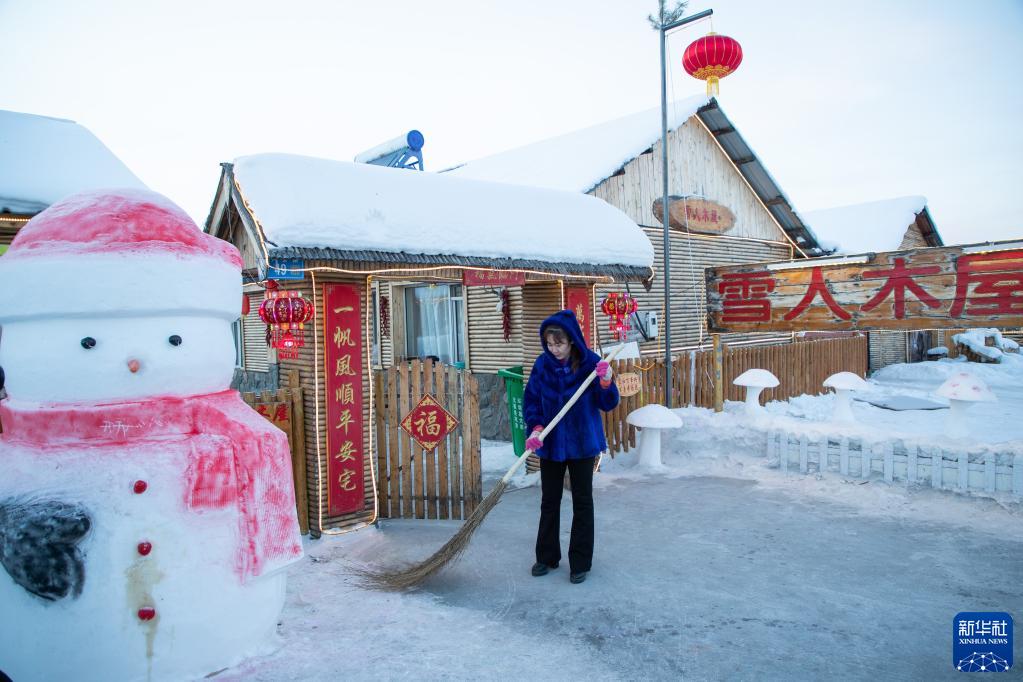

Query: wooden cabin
205;154;653;534
801;196;944;369
445;95;828;353
0;109;146;251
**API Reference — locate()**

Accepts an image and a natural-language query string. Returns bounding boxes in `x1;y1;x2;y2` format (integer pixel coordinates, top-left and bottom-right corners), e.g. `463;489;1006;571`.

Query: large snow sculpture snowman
0;190;303;681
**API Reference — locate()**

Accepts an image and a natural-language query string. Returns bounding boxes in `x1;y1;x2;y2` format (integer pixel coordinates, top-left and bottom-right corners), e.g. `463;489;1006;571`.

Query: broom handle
500;344;627;484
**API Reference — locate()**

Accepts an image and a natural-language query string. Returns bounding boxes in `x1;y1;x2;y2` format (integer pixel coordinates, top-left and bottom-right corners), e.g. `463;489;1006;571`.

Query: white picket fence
765;430;1023;497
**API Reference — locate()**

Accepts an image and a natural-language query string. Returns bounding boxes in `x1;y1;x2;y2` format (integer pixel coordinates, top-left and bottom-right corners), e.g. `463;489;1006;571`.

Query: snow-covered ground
216;357;1023;681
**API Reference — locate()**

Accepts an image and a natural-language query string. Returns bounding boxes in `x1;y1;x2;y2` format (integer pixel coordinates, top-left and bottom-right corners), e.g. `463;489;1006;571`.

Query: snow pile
953;328;1019;362
0;110;146;213
444;95;711;193
799;196;927;255
233;154;653;268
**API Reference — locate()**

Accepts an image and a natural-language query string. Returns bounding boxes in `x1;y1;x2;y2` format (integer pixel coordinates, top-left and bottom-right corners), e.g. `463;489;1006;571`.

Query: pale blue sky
1;0;1020;245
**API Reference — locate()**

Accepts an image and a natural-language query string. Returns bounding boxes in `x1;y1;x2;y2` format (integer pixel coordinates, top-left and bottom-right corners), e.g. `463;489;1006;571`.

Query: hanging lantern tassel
683;32;743;96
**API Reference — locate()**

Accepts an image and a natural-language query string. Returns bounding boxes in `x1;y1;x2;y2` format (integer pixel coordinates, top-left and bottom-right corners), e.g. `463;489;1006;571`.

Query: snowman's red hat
0;189;244;322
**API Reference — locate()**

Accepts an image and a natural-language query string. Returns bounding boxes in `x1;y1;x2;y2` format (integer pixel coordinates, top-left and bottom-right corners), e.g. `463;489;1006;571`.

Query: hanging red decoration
682;33;743;96
600;292;638;341
379;296;390;339
501;288;512;341
258;279;315;359
241;294;251;317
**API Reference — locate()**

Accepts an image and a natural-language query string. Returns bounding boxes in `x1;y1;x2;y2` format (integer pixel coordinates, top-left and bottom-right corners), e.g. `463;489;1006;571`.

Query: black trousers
535;456;595;573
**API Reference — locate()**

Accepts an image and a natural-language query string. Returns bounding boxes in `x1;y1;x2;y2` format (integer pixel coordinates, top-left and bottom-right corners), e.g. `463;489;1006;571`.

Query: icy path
218;463;1022;681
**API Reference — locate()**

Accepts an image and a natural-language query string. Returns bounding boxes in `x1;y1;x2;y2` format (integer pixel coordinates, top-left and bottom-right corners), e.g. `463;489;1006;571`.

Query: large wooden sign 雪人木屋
706;241;1023;332
652;196;735;234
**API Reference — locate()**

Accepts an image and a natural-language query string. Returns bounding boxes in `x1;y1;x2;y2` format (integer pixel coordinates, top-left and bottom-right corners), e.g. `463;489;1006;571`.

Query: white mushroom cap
626;403;683;429
935;372;997;402
823;371;869;391
733;368;779;388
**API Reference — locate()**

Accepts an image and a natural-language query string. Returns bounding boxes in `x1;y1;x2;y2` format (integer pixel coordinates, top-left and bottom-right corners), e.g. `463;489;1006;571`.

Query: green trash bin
498;366;527;456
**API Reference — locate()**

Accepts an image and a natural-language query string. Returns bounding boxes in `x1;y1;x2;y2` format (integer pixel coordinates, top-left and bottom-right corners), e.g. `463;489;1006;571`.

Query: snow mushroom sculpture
934;371;996;438
0;190;303;681
732;368;779;414
822;371;869;423
626;403;682;471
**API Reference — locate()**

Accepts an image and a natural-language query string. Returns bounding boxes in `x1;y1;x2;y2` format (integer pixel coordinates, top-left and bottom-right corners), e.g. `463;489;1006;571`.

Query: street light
653;4;712;407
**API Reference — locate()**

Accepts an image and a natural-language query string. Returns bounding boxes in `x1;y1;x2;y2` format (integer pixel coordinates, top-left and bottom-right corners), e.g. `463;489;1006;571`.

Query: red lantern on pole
682;33;743;96
258;280;315;359
600;292;638;342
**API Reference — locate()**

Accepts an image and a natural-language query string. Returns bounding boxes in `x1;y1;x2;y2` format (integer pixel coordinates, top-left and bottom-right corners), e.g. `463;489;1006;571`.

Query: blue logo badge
953;612;1013;672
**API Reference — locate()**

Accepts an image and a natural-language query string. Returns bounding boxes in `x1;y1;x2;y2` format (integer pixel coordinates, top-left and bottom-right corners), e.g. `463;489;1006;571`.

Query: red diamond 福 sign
400;394;459;452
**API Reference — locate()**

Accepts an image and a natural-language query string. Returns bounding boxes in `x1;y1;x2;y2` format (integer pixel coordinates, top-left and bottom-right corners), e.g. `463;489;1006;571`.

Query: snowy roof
444;97;826;256
0;110;146;214
227;153;654;273
444;95;711;193
799;196;936;255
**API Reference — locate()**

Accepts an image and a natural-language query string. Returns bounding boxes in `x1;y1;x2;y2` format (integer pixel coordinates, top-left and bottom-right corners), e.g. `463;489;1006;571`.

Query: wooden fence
767;430;1023;497
240;369;309;534
373;359;483;520
605;336;868;454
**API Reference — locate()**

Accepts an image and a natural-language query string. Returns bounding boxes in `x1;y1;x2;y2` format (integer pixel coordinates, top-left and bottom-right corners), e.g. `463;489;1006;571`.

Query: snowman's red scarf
0;390;303;581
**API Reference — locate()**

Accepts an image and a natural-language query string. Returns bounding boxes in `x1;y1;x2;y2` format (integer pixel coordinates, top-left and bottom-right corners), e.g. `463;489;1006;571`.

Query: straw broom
356;345;626;591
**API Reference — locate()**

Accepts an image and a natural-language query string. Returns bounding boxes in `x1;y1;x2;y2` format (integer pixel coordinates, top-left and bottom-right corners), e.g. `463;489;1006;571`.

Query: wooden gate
373;359;482;520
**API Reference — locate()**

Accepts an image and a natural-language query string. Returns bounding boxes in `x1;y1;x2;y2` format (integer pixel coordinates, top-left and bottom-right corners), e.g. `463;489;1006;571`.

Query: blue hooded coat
522;310;619;462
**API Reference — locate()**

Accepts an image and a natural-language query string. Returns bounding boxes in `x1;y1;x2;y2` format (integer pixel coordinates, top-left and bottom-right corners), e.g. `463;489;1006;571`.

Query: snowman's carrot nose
127;359;141;373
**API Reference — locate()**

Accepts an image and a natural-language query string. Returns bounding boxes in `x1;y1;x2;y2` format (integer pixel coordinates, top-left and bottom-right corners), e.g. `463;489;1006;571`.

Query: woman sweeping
523;310;619;584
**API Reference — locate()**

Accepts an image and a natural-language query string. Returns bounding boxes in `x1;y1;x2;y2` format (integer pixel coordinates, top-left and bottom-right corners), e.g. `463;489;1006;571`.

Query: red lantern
682;33;743;96
600;292;638;341
258;280;315;359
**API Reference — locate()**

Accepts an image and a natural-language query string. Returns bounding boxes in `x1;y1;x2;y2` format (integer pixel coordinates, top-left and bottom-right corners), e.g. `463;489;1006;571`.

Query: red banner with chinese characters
706;242;1023;332
323;283;366;516
462;269;526;287
564;286;593;348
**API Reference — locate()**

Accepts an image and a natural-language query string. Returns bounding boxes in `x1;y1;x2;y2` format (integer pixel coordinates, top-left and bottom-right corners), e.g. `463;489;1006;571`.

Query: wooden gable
589;115;792;244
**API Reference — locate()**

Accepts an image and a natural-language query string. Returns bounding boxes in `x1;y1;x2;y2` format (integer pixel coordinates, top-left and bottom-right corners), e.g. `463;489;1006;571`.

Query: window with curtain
404;284;464;365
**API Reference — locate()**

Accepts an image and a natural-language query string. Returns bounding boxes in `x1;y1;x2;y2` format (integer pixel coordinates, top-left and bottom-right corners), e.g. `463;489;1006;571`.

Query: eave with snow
445;95;825;351
205;153;654;283
0;110;146;249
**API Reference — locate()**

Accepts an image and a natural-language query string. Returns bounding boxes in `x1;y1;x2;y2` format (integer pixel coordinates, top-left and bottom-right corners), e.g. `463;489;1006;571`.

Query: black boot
531;562;557;576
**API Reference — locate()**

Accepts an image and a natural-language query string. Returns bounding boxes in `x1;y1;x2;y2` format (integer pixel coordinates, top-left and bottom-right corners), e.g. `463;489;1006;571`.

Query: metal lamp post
656;6;712;408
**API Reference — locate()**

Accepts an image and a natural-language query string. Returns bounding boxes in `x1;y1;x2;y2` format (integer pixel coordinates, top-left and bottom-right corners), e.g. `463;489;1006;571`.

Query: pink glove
525;426;544;452
596;360;612;382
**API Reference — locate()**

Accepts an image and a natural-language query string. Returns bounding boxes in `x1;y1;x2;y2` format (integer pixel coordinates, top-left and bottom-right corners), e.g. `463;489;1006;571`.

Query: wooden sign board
652;196;735;234
617;372;642;398
706;241;1023;333
463;269;526;287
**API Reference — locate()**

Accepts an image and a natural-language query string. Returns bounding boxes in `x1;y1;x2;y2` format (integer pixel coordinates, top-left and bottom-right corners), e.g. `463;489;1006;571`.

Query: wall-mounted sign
400;394;459;452
652;196;735;234
617;372;642;398
462;269;526;287
564;286;593;348
706;241;1023;332
267;258;305;280
324;283;366;516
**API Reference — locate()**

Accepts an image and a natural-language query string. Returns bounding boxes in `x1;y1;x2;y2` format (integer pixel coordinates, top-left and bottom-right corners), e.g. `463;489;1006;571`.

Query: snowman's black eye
81;337;97;349
168;335;182;347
